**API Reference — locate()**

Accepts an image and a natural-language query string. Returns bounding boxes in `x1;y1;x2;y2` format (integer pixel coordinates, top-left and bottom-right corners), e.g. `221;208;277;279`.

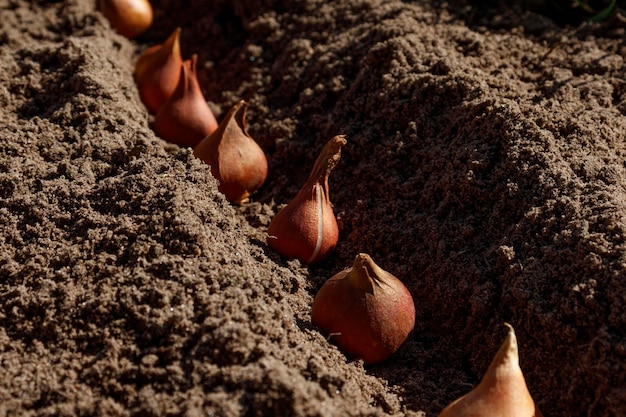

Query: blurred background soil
2;0;626;415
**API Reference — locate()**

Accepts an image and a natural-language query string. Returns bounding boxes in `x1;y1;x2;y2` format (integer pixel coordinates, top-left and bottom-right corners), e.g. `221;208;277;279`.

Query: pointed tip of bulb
493;322;519;369
354;253;371;264
169;27;182;45
438;322;540;417
308;135;347;185
228;100;249;132
348;253;377;292
319;135;346;159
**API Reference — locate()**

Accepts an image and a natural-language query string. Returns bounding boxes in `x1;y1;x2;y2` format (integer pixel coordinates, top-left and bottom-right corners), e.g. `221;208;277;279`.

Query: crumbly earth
1;0;626;416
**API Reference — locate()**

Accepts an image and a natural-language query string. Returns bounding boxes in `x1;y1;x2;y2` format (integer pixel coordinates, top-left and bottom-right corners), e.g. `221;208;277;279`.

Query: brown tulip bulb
99;0;153;39
193;100;268;205
134;28;183;113
438;323;542;417
311;253;416;364
154;54;218;147
267;135;346;264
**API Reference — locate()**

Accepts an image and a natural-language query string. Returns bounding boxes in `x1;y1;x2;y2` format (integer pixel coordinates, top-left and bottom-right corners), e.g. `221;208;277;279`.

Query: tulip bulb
311;253;416;364
193;100;268;204
267;135;346;264
134;28;183;114
99;0;153;39
154;54;218;147
438;323;542;417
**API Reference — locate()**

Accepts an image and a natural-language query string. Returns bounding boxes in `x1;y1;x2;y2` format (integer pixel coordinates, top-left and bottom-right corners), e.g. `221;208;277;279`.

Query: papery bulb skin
154;55;218;147
193;100;268;204
134;28;183;114
99;0;153;39
438;323;543;417
269;183;338;263
311;254;416;364
267;135;346;264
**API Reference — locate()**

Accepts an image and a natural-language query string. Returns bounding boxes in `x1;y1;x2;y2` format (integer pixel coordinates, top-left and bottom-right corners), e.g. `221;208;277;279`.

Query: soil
2;0;626;416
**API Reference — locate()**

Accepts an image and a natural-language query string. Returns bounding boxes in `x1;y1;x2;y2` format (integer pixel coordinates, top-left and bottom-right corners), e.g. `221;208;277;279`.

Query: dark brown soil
2;0;626;416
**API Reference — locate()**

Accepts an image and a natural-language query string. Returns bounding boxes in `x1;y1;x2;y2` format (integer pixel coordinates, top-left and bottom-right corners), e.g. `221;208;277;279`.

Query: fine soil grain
2;0;626;416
